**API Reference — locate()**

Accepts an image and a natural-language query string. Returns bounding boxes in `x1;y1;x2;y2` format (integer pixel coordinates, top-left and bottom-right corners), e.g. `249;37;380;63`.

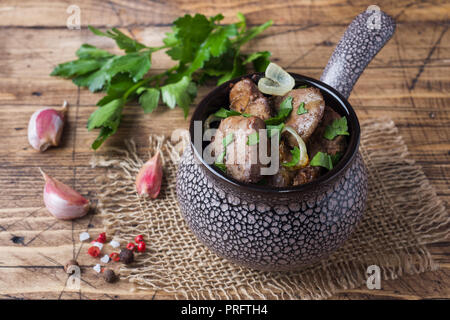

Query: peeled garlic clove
28;101;67;151
135;151;163;198
40;169;90;220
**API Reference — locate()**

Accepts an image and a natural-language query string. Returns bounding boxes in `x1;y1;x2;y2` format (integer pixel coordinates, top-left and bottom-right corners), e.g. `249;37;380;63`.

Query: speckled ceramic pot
176;9;395;271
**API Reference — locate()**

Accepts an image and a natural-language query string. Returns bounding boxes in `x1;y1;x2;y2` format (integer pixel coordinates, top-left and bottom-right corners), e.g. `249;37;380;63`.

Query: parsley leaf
310;151;334;170
50;58;108;78
165;14;213;63
75;44;114;59
137;87;160;114
161;76;196;118
97;74;136;106
282;146;301;167
223;133;234;147
71;57;118;92
323;116;349;140
297;102;308;115
214;161;227;173
88;26;147;53
266;123;285;140
87;98;124;149
243;51;271;72
214;107;242;118
247;132;259;145
214;107;253;118
106;52;151;82
330;152;343;166
265;96;293;125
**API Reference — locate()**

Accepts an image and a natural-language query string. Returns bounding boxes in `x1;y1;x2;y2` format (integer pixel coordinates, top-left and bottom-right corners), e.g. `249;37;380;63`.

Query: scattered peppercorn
88;246;101;257
103;269;118;283
119;249;134;264
97;232;107;243
134;235;144;243
126;242;136;251
137;241;146;253
109;252;120;262
64;259;79;274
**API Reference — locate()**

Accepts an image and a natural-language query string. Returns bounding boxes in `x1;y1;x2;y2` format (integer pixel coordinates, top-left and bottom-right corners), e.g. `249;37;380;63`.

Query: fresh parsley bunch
51;13;272;149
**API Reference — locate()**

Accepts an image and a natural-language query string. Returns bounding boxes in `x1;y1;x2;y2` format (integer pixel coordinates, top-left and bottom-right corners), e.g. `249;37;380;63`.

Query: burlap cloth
90;119;449;299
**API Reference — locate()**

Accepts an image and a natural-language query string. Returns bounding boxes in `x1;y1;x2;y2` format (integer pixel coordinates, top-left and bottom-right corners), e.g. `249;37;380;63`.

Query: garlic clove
28;101;67;151
135;151;163;198
40;169;90;220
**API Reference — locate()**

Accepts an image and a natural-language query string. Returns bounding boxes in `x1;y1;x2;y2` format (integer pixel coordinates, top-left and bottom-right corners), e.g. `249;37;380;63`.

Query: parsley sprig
51;13;272;149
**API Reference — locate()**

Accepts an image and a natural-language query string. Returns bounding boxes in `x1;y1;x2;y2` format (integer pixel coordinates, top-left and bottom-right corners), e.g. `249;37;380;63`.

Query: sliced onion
265;62;295;90
257;63;295;96
257;77;291;96
282;125;309;168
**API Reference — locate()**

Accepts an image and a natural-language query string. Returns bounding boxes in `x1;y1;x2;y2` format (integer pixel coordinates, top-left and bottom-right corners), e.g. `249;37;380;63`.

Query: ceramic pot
176;9;395;271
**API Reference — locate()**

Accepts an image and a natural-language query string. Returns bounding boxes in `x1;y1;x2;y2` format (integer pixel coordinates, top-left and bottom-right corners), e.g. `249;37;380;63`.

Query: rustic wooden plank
0;0;449;28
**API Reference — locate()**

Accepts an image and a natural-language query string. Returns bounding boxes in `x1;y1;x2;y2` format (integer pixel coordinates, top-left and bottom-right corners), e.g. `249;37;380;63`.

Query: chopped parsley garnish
214;107;253;119
282;146;301;167
310;151;333;170
223;133;234;147
214;162;227;173
264;96;293;125
266;123;285;140
215;150;226;164
214;108;242;118
247;132;259;145
330;152;343;166
296;102;307;115
323;116;349;140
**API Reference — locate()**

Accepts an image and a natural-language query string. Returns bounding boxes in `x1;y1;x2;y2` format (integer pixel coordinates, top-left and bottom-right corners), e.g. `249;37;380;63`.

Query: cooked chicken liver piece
291;106;348;186
292;166;322;186
273;87;325;146
229;79;273;121
266;139;296;187
213;116;266;183
307;105;348;159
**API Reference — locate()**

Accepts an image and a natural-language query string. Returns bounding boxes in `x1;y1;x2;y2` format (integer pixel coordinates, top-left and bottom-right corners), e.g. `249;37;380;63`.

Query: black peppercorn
103;269;118;283
64;259;79;274
119;249;134;264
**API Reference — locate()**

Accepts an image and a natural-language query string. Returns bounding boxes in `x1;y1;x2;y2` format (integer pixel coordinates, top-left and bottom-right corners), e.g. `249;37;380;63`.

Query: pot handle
320;7;396;99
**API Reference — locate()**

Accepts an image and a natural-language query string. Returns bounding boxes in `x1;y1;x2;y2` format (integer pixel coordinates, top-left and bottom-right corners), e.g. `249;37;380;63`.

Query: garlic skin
135;151;163;198
40;169;90;220
28;101;67;151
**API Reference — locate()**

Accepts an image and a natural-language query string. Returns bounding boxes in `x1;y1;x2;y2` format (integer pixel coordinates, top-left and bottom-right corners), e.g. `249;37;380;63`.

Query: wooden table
0;0;448;300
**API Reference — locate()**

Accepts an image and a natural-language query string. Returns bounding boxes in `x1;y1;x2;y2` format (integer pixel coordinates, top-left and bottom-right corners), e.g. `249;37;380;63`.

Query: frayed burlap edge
90;119;449;299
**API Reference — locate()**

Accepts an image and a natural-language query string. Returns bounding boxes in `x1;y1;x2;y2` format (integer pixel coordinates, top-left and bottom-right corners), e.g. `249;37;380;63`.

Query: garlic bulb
28;101;67;151
40;169;90;220
135;151;163;198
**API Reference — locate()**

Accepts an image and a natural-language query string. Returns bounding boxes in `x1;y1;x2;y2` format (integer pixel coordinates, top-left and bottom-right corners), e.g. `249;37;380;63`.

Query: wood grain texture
0;0;448;300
